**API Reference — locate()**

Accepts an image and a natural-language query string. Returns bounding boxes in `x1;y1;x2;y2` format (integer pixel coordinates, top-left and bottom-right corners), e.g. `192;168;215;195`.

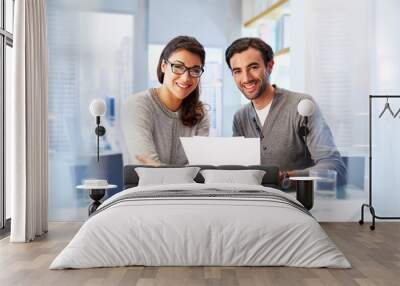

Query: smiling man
225;37;346;187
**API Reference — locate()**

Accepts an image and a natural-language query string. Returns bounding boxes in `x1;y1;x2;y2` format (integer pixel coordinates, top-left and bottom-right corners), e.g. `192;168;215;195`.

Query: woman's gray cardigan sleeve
122;94;161;164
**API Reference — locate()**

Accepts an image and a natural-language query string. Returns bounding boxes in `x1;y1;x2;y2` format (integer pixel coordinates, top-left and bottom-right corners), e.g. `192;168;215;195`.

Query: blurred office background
41;0;400;221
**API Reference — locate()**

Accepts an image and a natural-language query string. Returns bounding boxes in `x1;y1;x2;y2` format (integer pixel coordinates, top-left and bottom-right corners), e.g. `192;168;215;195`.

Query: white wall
149;0;230;46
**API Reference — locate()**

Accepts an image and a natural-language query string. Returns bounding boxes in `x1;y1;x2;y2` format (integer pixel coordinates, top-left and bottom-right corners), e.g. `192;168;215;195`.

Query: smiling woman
122;36;210;166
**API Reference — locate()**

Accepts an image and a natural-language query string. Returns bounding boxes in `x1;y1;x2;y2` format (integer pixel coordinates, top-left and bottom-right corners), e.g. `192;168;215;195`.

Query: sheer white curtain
305;0;370;152
8;0;48;242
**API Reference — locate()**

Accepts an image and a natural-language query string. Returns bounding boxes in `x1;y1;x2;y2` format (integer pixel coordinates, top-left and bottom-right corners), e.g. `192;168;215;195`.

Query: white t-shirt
255;102;272;126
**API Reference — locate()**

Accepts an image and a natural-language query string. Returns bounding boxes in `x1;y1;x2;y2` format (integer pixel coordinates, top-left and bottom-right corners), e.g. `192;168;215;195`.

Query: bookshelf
244;0;290;28
275;47;290;57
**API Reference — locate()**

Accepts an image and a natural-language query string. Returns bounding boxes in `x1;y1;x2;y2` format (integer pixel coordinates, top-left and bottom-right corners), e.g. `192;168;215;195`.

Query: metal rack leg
359;204;366;225
359;203;376;230
369;206;376;230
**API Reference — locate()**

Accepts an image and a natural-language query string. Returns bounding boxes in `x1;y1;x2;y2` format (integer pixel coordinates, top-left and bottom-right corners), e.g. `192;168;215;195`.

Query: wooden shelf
244;0;290;28
275;47;290;57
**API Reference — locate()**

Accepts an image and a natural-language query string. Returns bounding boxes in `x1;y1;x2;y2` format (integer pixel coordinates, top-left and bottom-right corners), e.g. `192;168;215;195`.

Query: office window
47;1;134;221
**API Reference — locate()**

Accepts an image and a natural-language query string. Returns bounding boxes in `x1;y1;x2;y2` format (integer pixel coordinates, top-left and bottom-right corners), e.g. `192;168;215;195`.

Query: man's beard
242;75;268;101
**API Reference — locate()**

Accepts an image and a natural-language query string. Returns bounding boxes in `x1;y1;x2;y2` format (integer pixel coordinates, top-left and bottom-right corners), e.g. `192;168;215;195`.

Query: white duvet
50;183;351;269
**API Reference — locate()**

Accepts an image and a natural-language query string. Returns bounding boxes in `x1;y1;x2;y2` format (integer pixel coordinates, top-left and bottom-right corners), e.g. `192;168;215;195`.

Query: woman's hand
135;155;160;166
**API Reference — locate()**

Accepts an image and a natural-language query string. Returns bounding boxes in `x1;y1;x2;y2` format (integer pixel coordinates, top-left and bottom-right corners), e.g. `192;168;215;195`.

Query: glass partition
47;1;134;220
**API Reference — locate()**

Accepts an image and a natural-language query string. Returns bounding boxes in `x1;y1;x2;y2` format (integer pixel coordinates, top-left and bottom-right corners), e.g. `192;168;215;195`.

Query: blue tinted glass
47;1;134;220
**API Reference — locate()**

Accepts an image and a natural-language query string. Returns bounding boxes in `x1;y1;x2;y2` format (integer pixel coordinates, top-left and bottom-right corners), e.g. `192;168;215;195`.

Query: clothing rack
359;95;400;230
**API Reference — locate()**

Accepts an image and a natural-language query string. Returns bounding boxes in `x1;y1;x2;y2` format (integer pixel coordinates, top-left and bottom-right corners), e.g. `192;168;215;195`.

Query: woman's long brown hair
156;36;206;127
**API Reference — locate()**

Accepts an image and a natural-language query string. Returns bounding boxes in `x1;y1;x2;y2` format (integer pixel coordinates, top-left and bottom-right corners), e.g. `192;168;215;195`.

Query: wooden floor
0;222;399;286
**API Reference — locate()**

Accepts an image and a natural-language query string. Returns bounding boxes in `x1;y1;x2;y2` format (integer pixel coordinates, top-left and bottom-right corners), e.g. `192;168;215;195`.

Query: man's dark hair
225;37;274;69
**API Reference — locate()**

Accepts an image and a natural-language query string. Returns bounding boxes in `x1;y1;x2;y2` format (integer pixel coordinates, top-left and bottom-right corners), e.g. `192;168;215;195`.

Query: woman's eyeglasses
165;59;204;78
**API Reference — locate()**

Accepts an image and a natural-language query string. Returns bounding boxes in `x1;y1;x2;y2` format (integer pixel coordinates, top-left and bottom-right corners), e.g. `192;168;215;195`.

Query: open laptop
180;137;260;165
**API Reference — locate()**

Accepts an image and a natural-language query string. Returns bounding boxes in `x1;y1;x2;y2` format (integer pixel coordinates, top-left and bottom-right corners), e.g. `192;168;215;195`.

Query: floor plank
0;222;399;286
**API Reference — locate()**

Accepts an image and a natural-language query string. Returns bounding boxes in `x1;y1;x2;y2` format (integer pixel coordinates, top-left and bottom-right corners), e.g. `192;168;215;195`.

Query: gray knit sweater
122;89;210;165
233;86;347;185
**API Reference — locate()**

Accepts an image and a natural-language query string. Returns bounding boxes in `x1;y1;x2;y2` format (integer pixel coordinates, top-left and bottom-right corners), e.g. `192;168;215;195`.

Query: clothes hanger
378;97;395;118
394;106;400;118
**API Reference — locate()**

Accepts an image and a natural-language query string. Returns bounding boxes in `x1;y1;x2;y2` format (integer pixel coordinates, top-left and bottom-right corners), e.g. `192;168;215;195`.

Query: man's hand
279;170;296;190
135;155;160;166
279;170;296;181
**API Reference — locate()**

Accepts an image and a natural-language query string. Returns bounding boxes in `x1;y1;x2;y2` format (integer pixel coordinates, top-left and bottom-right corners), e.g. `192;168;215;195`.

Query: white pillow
200;169;266;185
135;167;200;186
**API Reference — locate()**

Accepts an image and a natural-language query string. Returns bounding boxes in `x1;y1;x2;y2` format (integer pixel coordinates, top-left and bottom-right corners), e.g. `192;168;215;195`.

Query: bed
50;165;351;269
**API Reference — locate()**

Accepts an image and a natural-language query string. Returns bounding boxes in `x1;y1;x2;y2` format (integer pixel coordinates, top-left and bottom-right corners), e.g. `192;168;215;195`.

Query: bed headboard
123;165;280;189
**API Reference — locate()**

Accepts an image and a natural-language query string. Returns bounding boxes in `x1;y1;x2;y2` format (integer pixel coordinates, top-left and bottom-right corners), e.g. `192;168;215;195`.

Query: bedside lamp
89;99;107;162
297;99;315;159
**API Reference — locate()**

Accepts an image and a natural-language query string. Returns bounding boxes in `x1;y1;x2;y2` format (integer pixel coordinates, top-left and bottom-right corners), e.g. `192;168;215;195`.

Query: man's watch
281;171;291;190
